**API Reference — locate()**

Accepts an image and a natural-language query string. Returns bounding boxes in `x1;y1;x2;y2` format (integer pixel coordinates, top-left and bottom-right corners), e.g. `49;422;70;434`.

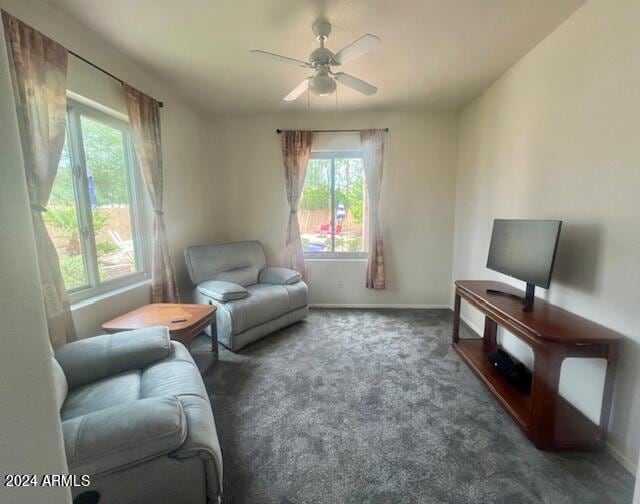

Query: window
299;151;367;257
45;100;148;302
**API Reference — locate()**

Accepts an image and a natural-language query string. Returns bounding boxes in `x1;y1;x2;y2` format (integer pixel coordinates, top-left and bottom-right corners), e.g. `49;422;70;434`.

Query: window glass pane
300;158;332;252
80;115;138;282
44;137;89;290
334;158;366;253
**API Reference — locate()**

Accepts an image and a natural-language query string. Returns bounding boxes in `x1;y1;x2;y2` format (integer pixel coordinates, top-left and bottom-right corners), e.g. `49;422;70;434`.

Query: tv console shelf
452;280;621;450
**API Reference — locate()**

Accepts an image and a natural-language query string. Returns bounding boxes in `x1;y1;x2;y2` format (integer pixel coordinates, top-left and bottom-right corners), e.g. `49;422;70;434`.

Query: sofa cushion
259;267;301;285
221;282;311;335
62;396;186;476
141;359;207;400
198;280;248;302
62;370;141;421
217;266;259;287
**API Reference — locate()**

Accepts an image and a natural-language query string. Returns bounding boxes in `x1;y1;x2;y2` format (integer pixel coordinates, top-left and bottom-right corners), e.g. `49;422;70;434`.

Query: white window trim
303;150;368;260
305;252;368;260
62;99;150;304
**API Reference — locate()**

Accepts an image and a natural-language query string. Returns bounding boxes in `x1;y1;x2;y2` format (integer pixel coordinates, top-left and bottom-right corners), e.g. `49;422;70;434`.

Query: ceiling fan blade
333;34;381;65
284;78;311;101
250;50;311;68
333;72;377;96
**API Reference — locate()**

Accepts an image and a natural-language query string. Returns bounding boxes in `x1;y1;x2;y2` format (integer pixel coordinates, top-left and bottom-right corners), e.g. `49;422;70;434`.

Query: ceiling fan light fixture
310;73;336;96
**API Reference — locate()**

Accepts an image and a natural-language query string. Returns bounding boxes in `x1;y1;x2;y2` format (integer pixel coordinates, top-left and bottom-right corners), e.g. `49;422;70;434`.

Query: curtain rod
276;128;389;134
69;50;164;108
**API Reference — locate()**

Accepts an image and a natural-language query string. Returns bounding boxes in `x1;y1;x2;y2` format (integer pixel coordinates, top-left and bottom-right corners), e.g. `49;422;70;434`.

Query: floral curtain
3;10;76;347
124;84;179;303
281;130;314;277
360;129;386;289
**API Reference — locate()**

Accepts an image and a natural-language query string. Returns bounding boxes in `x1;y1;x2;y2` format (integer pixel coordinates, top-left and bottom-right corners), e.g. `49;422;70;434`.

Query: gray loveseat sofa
52;327;223;504
184;241;308;351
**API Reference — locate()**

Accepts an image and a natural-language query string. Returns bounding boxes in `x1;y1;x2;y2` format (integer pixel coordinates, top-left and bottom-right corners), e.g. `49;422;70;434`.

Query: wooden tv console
452;280;621;450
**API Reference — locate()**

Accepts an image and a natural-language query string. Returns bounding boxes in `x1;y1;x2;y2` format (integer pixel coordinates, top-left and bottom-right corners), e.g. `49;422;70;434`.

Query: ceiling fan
250;19;380;102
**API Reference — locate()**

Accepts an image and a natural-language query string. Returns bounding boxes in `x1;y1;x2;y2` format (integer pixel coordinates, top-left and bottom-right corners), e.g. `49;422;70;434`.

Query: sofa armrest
173;395;224;497
259;267;301;285
198;280;248;302
63;396;186;476
55;326;171;389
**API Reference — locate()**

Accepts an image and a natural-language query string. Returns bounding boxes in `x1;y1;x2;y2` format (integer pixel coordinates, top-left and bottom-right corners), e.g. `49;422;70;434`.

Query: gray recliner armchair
184;241;309;351
51;327;223;504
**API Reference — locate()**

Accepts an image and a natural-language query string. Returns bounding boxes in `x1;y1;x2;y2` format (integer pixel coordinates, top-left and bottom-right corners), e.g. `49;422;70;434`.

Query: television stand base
486;282;535;311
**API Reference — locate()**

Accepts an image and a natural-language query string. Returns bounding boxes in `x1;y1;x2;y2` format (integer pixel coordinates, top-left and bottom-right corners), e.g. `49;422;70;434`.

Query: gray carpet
195;309;633;504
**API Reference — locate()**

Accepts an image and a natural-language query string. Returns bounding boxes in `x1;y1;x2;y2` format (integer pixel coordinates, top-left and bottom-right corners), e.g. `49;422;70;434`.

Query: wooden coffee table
102;303;218;371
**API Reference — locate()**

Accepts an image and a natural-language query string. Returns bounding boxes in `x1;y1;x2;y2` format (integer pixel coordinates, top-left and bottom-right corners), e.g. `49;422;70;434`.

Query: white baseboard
607;441;637;475
309;303;450;309
459;313;484;336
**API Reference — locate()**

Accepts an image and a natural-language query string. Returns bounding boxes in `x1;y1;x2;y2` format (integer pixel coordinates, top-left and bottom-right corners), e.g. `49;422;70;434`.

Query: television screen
487;219;562;289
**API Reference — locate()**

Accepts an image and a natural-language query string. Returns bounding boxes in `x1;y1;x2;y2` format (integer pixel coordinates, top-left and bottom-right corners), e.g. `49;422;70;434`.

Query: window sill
305;254;368;262
71;279;151;311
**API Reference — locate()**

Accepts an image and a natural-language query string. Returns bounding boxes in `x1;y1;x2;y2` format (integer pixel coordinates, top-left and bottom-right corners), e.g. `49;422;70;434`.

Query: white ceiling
48;0;586;116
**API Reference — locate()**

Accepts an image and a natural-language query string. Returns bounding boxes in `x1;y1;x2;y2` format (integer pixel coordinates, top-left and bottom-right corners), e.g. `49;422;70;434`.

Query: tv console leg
599;343;618;442
483;317;498;352
529;344;565;449
452;292;461;344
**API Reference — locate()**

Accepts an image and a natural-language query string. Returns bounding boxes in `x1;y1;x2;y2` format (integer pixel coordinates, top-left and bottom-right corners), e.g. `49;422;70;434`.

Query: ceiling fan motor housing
309;47;334;66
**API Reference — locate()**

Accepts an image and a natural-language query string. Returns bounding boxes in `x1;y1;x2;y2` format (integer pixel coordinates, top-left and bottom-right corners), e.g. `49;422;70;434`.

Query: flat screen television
486;219;562;311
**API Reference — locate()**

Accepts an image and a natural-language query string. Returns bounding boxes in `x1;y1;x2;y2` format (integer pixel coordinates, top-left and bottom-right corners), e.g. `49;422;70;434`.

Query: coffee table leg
211;318;218;361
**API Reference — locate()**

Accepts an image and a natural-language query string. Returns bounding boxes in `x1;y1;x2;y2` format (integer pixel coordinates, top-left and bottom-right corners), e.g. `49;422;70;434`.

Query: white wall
452;0;640;471
0;0;221;337
209;111;459;307
0;22;70;504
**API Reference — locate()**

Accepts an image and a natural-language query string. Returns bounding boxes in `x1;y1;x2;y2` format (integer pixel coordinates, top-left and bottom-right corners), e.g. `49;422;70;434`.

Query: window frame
61;99;150;304
303;150;368;260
